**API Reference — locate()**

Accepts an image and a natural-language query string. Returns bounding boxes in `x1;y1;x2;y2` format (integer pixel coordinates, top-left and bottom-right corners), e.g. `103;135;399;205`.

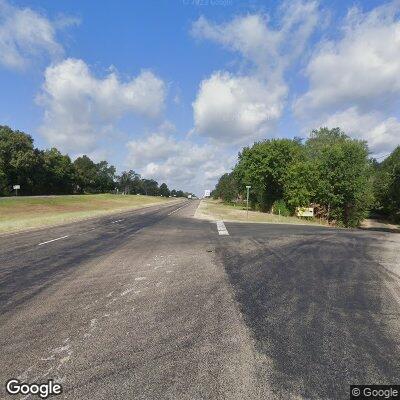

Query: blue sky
1;0;399;194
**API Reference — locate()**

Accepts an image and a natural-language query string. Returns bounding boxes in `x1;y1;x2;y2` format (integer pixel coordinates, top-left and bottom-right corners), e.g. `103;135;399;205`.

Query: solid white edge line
38;235;69;246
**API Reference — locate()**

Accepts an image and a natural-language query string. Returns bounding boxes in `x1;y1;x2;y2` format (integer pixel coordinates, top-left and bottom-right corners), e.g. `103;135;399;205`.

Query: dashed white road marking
168;203;189;216
38;235;69;246
216;220;229;236
121;288;135;296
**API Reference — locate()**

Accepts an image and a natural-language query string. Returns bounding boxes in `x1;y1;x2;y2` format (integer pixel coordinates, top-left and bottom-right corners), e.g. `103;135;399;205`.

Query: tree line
212;127;400;227
0;125;190;198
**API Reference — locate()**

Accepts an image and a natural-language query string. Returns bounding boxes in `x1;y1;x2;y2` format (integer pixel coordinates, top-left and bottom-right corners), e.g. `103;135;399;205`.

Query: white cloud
320;107;400;156
37;58;166;153
0;0;75;69
191;1;320;143
295;2;400;115
192;1;319;74
126;123;233;193
192;71;285;143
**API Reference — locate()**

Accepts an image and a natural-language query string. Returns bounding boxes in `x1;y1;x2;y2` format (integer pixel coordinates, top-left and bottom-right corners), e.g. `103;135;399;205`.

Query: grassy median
195;198;328;226
0;194;178;234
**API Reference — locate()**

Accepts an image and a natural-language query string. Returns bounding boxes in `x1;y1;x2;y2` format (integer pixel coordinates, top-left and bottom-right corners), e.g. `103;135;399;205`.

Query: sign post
246;185;251;220
13;185;20;196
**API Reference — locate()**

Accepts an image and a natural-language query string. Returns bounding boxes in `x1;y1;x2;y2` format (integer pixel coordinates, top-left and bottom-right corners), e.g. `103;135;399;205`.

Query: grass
0;194;178;234
195;198;328;226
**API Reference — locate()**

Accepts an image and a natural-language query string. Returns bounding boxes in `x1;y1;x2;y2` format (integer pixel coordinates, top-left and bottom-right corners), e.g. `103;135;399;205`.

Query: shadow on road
217;231;400;399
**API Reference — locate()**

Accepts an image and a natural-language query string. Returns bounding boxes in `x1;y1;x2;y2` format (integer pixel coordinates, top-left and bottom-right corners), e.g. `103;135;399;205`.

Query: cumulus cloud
0;0;75;69
191;1;320;143
295;2;400;115
192;1;319;74
126;123;233;192
193;71;285;143
320;107;400;156
37;58;166;153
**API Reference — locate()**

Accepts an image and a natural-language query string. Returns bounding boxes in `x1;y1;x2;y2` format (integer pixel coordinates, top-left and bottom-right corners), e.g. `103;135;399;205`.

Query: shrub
272;199;291;216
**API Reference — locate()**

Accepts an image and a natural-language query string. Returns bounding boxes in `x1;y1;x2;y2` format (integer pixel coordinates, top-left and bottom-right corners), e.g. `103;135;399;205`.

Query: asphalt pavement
1;200;399;399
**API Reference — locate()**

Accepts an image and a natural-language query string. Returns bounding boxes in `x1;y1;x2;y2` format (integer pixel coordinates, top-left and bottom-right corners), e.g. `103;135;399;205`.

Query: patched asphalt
1;201;399;399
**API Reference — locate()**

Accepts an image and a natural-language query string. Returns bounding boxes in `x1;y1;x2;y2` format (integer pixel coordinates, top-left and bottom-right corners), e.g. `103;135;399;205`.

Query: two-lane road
1;200;399;399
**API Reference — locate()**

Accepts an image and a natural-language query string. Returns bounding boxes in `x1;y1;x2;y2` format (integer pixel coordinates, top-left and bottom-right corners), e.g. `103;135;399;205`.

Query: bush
272;199;291;216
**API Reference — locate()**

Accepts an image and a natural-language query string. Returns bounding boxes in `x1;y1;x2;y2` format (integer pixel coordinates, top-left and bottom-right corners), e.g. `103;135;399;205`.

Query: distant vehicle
204;190;211;198
188;195;192;199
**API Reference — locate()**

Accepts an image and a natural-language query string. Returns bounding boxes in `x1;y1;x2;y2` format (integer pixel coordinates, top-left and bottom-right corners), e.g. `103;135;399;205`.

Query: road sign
296;207;314;217
13;185;20;190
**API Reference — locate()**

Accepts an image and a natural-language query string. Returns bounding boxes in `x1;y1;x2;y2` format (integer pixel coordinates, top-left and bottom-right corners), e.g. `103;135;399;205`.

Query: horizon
1;0;399;196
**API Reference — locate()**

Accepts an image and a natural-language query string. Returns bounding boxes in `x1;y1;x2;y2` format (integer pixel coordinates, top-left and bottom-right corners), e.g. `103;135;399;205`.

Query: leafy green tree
234;138;303;211
95;161;116;193
284;160;319;209
141;179;159;196
0;125;39;195
42;148;75;194
373;146;400;221
116;170;141;194
305;127;373;226
73;155;98;193
159;183;170;197
213;172;238;202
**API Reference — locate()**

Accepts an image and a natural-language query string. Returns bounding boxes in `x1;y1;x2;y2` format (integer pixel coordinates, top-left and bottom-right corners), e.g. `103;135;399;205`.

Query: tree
95;161;116;193
284;160;319;209
159;183;170;197
73;155;98;193
304;127;373;226
42;148;75;194
373;146;400;221
234;138;303;211
141;179;159;196
213;172;238;202
0;125;39;195
117;170;141;194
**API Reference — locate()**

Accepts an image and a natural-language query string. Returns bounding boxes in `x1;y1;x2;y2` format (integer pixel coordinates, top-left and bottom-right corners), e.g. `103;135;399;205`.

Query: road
1;200;399;399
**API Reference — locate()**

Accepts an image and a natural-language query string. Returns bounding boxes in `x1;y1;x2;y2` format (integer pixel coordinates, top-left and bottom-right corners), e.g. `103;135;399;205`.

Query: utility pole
246;185;251;220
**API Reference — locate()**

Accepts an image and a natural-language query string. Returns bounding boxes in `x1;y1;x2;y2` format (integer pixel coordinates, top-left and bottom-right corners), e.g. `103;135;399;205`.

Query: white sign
13;185;20;190
296;207;314;217
204;190;211;198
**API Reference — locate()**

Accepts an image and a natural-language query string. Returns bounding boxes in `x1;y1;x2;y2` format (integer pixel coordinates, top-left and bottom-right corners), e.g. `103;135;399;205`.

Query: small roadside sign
296;207;314;217
13;185;20;190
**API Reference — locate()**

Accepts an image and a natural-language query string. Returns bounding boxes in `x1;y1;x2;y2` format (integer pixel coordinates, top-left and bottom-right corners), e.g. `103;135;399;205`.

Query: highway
1;200;399;399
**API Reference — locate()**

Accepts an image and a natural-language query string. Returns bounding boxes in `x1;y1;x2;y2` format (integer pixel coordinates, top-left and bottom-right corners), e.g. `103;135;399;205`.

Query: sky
1;0;400;195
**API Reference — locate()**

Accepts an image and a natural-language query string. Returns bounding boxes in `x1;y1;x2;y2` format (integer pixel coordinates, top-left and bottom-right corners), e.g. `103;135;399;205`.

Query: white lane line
111;219;124;224
167;203;189;216
38;235;69;246
216;220;229;236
